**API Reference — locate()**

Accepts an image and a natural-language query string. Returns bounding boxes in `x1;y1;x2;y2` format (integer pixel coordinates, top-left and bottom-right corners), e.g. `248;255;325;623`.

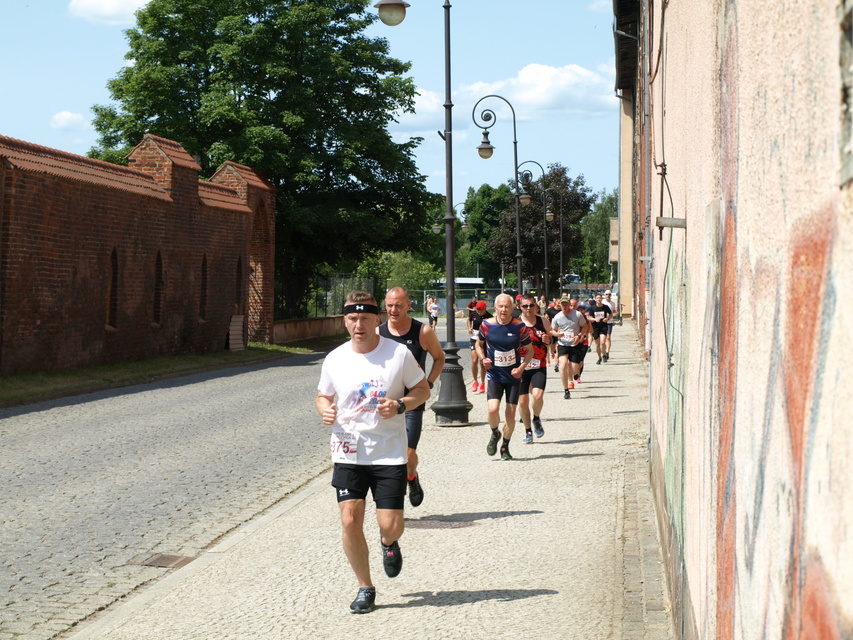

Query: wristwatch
396;400;407;414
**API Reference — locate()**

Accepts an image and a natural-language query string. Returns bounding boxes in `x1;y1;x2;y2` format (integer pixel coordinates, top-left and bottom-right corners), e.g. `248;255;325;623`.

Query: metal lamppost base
430;343;472;426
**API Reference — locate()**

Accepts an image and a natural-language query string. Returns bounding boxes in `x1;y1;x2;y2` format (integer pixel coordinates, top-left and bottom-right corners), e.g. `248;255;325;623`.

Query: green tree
355;250;443;299
486;164;595;294
89;0;433;318
578;189;617;284
455;183;512;286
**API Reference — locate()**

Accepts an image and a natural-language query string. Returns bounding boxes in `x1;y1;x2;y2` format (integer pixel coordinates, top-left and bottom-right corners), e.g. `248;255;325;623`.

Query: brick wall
0;134;275;375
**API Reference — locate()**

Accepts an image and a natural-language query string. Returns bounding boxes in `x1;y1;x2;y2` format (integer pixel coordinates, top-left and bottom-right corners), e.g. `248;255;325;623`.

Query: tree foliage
576;188;618;283
484;164;595;294
355;250;443;299
89;0;433;318
454;183;512;285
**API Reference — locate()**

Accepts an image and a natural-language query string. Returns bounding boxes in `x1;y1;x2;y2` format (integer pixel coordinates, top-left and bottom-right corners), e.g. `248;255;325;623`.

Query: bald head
386;286;410;302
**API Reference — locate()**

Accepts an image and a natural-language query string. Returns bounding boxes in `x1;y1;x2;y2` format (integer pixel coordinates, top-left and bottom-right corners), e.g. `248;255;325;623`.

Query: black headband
342;303;380;315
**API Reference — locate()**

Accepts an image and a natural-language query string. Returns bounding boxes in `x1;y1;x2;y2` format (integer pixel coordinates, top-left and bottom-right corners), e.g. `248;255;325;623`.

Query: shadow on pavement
406;510;543;525
547;437;616;445
388;588;559;608
0;353;327;418
575;394;627;400
513;452;604;462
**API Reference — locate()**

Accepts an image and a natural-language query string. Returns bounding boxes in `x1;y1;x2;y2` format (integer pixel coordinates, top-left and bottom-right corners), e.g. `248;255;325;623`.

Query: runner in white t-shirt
602;289;616;361
316;291;429;614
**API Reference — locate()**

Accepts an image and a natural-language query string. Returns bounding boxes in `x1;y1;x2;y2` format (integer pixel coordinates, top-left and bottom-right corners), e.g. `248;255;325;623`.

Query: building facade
615;1;852;639
0;133;275;375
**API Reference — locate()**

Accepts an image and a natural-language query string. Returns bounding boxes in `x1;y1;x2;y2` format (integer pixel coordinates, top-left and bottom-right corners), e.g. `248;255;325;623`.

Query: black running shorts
332;463;407;510
520;367;547;395
405;408;423;450
558;343;587;364
486;378;521;405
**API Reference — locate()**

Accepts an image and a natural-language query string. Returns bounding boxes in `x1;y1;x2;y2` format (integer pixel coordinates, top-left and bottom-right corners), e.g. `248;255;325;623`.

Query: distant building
0;134;275;375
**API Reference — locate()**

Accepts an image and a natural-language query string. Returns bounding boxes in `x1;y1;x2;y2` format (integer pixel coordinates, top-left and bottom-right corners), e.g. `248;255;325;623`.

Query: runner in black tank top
379;287;446;507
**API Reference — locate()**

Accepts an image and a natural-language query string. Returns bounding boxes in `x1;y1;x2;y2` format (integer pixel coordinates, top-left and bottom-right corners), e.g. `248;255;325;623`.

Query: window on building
154;251;164;325
106;248;118;329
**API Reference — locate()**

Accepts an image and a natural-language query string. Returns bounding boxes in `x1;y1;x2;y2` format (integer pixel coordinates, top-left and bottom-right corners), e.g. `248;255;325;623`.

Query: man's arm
511;336;535;378
376;375;431;417
316;392;337;425
419;324;446;387
580;315;591;337
541;316;554;345
475;335;491;370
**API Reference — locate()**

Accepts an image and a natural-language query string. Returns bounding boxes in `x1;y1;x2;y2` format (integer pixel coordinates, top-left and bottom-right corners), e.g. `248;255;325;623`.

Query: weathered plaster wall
639;1;853;638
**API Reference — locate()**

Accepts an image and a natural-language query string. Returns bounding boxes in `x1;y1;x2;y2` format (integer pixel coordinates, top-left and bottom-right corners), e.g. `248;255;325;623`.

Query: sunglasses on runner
520;304;536;308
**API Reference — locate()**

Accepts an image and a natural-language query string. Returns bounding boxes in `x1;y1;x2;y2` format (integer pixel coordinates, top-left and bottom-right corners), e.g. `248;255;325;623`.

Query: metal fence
307;274;377;318
304;278;613;319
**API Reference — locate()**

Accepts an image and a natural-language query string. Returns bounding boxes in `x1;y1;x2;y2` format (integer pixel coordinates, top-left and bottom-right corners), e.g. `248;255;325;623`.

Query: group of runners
315;287;617;613
469;291;616;458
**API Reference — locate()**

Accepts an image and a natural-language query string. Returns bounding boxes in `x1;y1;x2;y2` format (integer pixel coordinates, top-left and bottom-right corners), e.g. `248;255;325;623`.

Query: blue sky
0;0;619;200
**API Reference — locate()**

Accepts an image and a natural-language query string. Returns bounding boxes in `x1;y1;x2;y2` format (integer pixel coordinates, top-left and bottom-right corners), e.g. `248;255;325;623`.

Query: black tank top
379;318;428;368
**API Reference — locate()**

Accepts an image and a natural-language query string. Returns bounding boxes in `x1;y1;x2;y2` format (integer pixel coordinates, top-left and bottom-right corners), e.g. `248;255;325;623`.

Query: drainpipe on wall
642;0;653;454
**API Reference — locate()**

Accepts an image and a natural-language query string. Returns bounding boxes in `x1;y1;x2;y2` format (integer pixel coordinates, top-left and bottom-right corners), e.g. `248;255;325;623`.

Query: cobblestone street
1;353;331;640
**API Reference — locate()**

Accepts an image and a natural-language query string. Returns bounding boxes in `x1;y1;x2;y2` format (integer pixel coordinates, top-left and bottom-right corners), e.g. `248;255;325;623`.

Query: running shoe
575;378;582;384
487;431;501;456
350;586;376;614
522;432;533;444
408;474;424;507
470;381;479;393
478;382;486;394
564;389;571;399
500;445;513;460
381;539;402;578
604;353;609;362
554;363;560;372
597;358;602;365
533;417;544;438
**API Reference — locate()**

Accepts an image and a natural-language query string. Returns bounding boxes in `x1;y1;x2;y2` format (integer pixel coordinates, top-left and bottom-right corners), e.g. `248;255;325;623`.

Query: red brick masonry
0;133;275;375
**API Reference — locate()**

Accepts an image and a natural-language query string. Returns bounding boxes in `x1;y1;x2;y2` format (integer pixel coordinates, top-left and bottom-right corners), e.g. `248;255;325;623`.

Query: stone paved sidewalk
67;321;674;640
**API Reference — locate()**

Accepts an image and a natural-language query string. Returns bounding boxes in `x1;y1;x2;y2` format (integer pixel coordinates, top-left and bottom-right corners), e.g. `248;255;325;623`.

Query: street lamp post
376;0;471;425
517;160;549;301
432;203;468;234
472;95;524;295
545;189;564;295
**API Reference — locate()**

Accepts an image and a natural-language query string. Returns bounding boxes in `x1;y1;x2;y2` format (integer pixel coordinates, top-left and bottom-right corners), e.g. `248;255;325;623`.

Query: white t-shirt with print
551;310;587;345
603;299;615;323
318;336;425;465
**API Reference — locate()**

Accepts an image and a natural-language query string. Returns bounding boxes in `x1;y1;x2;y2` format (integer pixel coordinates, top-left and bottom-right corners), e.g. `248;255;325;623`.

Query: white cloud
394;62;616;140
394;88;443;134
50;111;90;130
68;0;149;25
462;63;617;122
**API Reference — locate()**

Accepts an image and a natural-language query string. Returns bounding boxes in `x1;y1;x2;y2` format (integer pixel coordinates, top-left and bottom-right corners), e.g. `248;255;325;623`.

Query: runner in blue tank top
475;293;533;460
